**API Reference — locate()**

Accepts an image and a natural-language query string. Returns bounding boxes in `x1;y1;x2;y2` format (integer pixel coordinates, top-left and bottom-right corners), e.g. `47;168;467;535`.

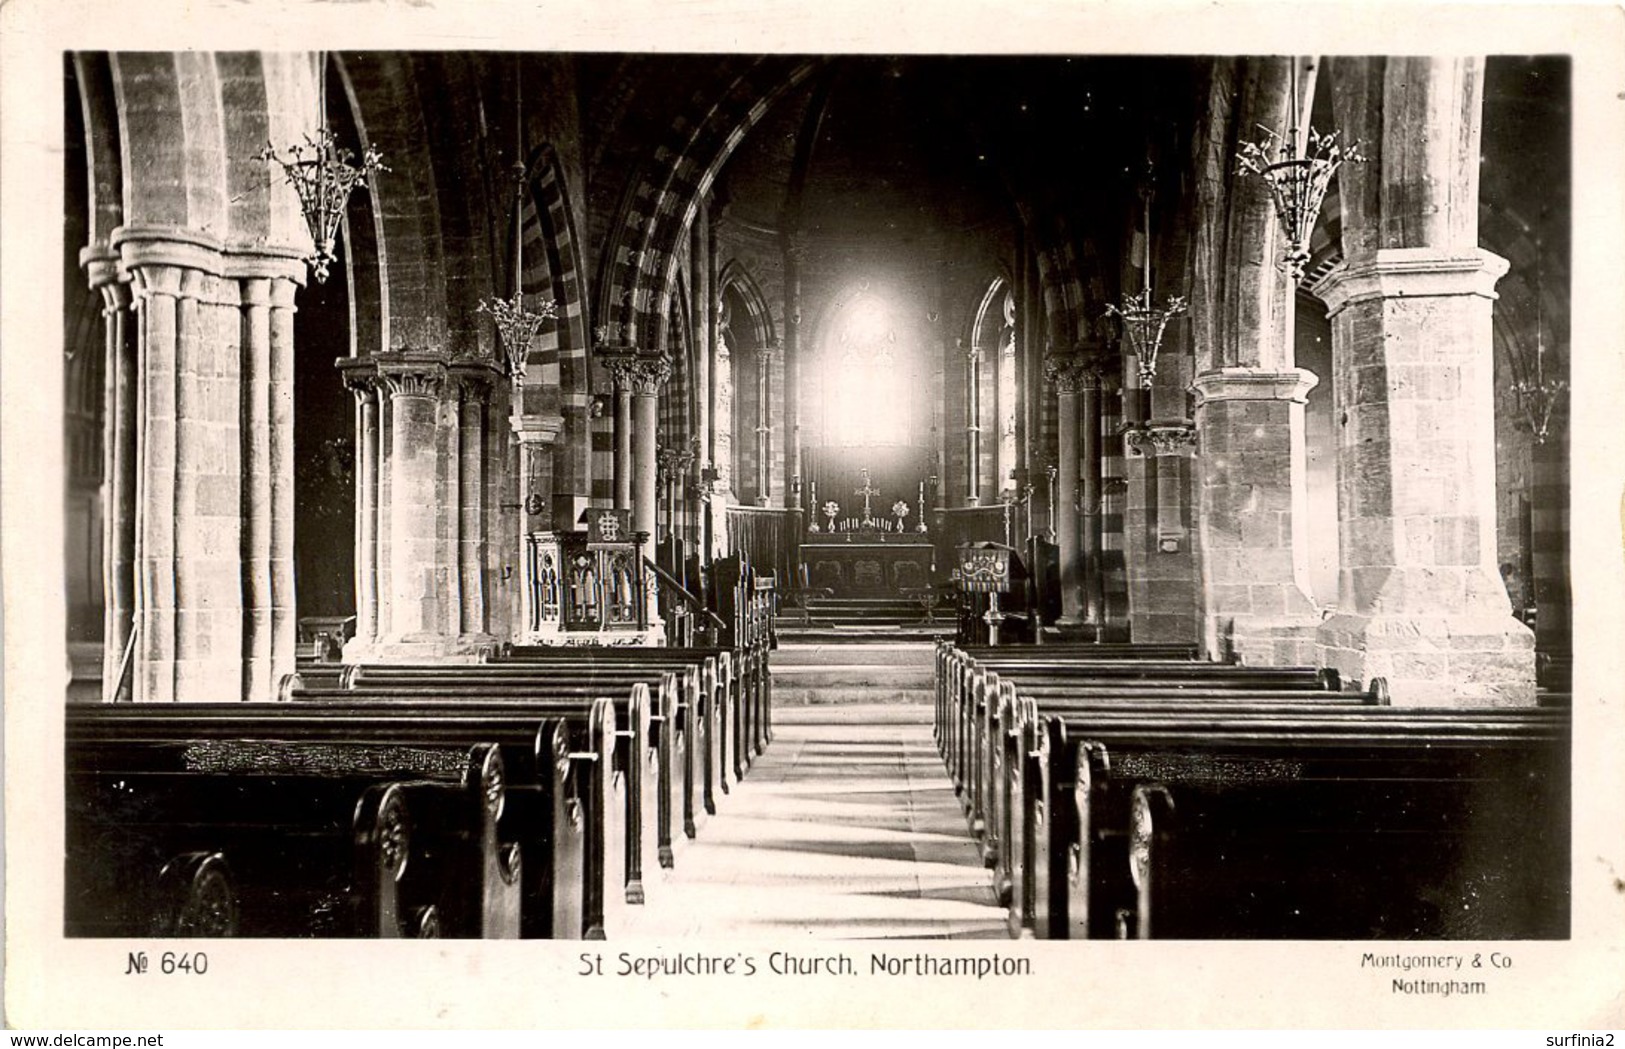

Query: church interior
54;50;1573;942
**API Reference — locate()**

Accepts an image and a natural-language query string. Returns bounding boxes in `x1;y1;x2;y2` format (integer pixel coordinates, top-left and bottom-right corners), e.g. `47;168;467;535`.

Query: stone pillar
128;260;181;703
1530;434;1570;671
604;350;672;571
84;249;136;700
113;231;300;700
267;276;299;689
240;276;274;698
337;352;501;662
1314;251;1534;704
755;340;775;507
614;380;633;511
1192;368;1322;665
1077;355;1106;628
452;367;492;637
512;412;564;640
692;199;713;562
964;339;983;506
1044;352;1084;623
343;368;381;646
1314;55;1534;705
1123;421;1199;644
783;234;806;510
380;358;446;641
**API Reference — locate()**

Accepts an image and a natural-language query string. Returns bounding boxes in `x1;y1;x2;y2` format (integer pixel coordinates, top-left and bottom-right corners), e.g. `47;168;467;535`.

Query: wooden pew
941;650;1344;819
1029;706;1569;940
324;665;684;869
957;642;1203;660
287;678;657;910
983;679;1382;923
71;700;618;939
495;645;759;794
67;709;543;939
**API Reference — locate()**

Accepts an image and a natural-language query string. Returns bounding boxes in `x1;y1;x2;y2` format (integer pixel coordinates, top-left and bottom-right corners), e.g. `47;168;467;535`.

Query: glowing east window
825;296;909;447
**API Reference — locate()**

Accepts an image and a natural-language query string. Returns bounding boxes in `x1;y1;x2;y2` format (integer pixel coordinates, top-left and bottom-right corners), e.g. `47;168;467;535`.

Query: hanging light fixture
1105;160;1187;387
1236;56;1364;281
259;52;387;284
478;56;559;382
1512;241;1567;444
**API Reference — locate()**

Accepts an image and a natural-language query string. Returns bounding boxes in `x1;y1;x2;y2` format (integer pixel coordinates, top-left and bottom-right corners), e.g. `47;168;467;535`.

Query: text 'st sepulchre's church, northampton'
53;50;1577;943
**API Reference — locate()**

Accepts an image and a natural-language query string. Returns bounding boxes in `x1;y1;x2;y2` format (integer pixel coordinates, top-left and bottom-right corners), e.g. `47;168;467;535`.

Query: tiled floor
616;702;1010;940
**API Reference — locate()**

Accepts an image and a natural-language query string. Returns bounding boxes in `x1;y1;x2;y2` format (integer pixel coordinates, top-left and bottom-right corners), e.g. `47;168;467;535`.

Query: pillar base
1316;611;1535;706
1208;613;1320;667
343;633;499;664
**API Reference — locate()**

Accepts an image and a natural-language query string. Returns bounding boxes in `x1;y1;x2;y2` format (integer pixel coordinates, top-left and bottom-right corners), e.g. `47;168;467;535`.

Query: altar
801;534;934;598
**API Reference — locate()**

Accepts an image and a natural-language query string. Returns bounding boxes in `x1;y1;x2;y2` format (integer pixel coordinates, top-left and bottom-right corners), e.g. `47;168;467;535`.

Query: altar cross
854;467;881;519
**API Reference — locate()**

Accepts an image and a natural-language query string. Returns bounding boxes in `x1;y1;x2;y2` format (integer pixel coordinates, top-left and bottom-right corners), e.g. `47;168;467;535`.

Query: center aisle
616;697;1008;940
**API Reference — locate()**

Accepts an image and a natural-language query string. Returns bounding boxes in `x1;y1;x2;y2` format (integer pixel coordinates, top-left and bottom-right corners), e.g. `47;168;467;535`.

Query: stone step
775;626;954;644
773;685;935;705
771;642;936;667
770;664;935;688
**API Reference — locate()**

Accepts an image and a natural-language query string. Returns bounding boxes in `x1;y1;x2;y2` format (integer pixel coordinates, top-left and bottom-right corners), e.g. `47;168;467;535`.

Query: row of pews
935;640;1571;940
65;590;777;939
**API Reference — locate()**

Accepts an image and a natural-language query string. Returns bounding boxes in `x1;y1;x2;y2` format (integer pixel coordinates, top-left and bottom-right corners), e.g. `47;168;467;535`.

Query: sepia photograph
5;0;1624;1032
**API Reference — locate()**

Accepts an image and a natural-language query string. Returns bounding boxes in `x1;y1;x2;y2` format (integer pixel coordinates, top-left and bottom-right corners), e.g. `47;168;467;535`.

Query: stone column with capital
1044;352;1085;624
783;233;806;511
964;339;984;507
451;367;494;638
1313;56;1535;706
1314;251;1533;704
112;230;308;700
614;380;633;511
342;353;503;662
1122;419;1200;644
83;249;136;700
755;340;777;507
603;351;672;600
340;366;381;647
1192;368;1322;665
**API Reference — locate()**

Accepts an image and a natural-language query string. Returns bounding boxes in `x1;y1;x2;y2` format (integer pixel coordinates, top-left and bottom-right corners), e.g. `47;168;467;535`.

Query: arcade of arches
62;52;1570;708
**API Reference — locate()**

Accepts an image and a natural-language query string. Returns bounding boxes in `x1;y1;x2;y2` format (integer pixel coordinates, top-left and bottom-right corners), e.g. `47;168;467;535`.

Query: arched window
823;293;909;447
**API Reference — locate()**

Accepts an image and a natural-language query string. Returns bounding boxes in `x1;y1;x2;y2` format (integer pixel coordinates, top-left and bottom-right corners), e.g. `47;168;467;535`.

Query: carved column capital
1124;420;1197;457
603;350;672;395
1191;367;1319;406
511;412;565;444
448;361;502;404
336;358;381;402
80;245;127;303
1043;352;1086;393
373;354;449;399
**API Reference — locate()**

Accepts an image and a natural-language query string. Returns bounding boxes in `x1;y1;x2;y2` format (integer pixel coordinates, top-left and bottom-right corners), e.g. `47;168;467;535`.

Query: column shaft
240;278;274;698
353;379;380;644
99;280;137;700
634;389;661;563
135;270;180;702
965;345;983;506
1054;385;1081;622
458;381;488;636
1193;369;1321;665
386;378;442;639
1315;249;1533;705
1079;373;1104;626
615;385;633;510
267;278;298;692
756;347;773;506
